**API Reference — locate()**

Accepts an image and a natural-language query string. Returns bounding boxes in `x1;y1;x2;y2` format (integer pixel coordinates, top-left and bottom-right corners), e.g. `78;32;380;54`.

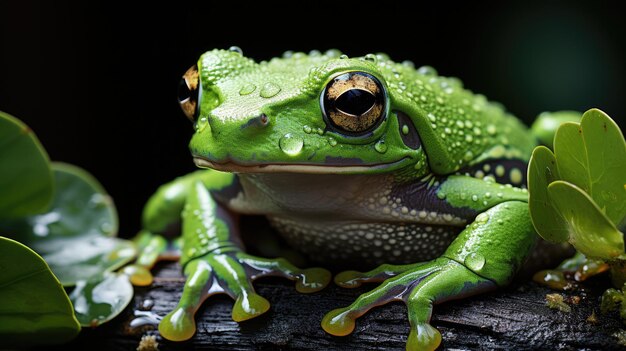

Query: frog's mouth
193;156;409;174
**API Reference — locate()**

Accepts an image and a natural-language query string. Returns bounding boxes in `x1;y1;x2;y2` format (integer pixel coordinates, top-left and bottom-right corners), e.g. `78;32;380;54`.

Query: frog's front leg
322;199;535;351
156;177;331;341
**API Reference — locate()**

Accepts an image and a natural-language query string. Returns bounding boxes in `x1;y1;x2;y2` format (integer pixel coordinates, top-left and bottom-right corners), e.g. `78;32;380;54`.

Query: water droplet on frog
328;138;337;146
471;195;479;202
402;60;415;68
303;125;312;134
464;253;486;271
374;140;387;153
417;66;437;76
279;134;303;156
239;83;256;95
475;212;489;224
309;49;321;57
283;50;294;58
228;46;243;55
325;49;341;57
364;53;377;62
195;117;208;132
339;54;349;59
260;82;281;98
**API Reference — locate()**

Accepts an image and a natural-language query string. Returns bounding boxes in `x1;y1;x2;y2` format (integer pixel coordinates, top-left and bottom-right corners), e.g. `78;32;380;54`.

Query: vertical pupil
335;89;376;115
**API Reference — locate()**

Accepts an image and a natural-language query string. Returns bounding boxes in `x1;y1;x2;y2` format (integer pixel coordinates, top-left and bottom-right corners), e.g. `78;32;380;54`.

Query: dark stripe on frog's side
396;111;421;149
458;159;528;186
210;175;243;204
391;176;478;222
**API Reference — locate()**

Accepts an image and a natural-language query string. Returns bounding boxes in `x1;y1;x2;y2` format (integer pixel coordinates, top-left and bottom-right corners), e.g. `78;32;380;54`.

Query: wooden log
54;260;625;351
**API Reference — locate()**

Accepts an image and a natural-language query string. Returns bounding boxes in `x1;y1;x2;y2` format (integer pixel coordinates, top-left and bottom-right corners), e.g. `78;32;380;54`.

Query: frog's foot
121;230;170;286
159;251;331;342
534;252;609;290
322;257;496;351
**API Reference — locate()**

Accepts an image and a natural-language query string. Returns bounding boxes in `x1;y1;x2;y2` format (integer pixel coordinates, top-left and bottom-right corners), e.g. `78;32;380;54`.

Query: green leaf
2;162;136;286
0;111;54;219
0;236;80;347
69;273;133;327
528;146;569;242
43;236;136;286
554;109;626;226
547;181;624;260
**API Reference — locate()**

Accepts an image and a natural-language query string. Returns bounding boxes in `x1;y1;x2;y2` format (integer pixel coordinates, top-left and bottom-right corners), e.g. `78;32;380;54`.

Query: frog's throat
193;156;409;174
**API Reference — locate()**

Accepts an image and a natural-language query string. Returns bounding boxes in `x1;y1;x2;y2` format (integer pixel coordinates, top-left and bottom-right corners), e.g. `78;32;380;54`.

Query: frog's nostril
259;114;269;126
240;114;270;130
178;65;200;122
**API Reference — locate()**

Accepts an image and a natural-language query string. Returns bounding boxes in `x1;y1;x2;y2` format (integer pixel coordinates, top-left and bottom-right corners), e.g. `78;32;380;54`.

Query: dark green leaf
69;273;133;327
0;111;53;219
2;163;135;286
0;236;80;347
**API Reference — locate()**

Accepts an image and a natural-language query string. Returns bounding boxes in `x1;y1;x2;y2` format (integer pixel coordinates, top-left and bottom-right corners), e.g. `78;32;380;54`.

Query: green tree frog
135;48;565;351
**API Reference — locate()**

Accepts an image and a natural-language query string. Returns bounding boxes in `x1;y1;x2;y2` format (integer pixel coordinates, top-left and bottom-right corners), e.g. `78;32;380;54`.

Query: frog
130;48;573;351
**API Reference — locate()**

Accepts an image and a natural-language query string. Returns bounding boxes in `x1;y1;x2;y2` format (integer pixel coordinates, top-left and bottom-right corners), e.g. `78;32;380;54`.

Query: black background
1;1;624;236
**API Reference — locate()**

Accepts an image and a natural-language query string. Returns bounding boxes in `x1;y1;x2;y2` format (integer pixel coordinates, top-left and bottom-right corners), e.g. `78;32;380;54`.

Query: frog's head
179;48;429;176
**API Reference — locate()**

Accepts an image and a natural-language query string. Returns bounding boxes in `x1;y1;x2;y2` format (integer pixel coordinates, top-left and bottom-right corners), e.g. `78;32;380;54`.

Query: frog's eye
178;65;201;122
322;72;386;135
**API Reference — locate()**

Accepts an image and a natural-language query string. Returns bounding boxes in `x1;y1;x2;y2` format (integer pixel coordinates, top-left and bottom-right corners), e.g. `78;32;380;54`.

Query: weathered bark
53;261;625;351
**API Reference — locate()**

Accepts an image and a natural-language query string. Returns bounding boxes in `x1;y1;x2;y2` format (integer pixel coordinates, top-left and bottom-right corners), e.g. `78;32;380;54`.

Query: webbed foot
322;257;494;351
159;250;330;341
323;201;536;350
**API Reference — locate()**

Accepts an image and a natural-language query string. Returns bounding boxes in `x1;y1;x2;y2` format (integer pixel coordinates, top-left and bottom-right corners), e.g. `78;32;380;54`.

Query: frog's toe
159;307;197;342
236;253;331;293
121;264;154;286
534;252;609;289
123;230;169;286
321;307;356;336
334;262;424;288
232;292;270;322
407;322;441;351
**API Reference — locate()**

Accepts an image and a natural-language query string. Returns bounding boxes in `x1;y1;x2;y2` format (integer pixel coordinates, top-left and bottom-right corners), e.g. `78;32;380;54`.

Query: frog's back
374;56;537;175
